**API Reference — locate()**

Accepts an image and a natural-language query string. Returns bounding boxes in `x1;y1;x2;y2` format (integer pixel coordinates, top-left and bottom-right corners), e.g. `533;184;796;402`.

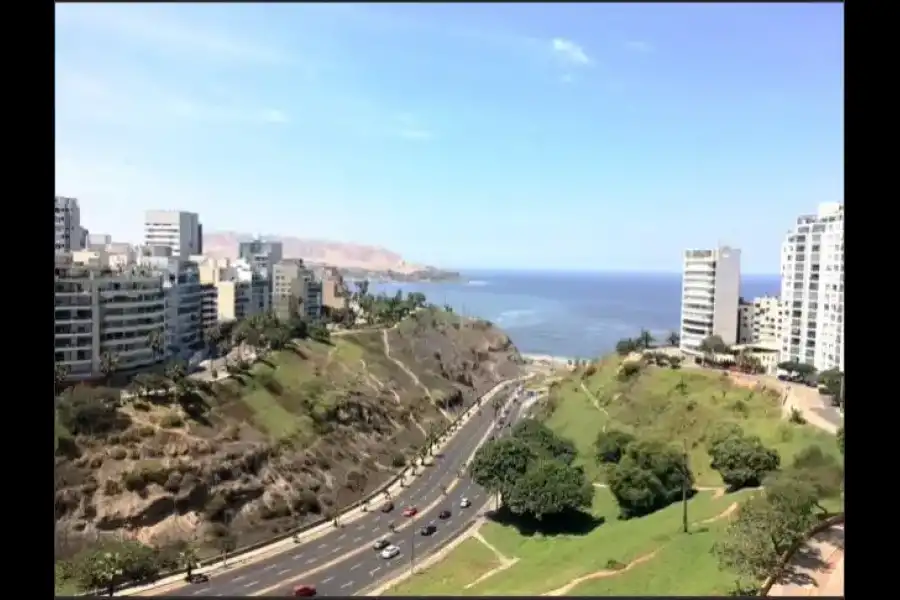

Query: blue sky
55;3;843;274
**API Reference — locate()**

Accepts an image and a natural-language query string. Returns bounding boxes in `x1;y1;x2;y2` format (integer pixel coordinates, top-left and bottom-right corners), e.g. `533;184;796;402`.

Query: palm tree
667;331;680;347
179;546;199;581
54;362;70;397
637;329;655;350
148;329;166;362
98;352;119;385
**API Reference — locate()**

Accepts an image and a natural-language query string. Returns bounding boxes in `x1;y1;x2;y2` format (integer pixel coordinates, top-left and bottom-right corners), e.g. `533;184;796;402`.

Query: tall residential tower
679;245;742;354
144;210;203;258
779;203;844;372
55;196;84;253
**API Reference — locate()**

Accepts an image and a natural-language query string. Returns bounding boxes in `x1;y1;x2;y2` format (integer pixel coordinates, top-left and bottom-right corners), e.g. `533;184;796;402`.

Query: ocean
372;270;780;360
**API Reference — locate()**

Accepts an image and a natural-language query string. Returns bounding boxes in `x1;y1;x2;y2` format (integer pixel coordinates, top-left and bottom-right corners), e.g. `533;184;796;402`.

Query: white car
460;497;471;508
380;545;401;559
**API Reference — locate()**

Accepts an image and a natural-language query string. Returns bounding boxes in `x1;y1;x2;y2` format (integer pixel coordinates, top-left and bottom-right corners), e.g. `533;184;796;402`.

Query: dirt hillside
54;309;523;558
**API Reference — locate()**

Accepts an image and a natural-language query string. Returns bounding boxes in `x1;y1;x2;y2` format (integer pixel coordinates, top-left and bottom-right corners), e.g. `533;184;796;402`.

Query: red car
402;506;418;517
293;585;317;597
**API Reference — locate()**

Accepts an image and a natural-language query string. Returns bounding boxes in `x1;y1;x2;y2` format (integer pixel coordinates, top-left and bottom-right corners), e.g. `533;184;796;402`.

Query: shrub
122;472;147;492
103;479;122;496
391;453;406;468
292;490;320;514
160;414;184;428
108;446;128;460
789;408;807;425
617;361;642;381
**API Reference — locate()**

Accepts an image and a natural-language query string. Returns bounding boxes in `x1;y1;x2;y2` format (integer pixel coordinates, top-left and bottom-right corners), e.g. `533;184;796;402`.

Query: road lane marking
318;543;327;549
263;564;277;571
321;576;334;584
232;575;246;582
353;536;363;542
293;553;304;560
369;567;381;576
356;524;366;531
338;534;346;540
305;557;316;564
350;563;361;571
242;580;259;589
277;568;290;576
331;547;341;554
341;581;354;589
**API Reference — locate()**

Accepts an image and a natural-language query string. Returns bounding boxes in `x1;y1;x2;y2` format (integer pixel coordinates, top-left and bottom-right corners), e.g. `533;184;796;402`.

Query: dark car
381;501;395;513
438;510;451;520
419;524;437;536
186;573;209;584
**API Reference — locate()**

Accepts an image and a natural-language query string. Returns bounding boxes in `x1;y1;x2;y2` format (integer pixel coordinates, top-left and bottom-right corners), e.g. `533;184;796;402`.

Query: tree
148;329;166;361
698;335;727;363
179;546;199;580
54;362;70;397
715;480;818;588
469;437;535;498
607;439;693;518
80;551;124;597
98;351;119;385
836;425;844;455
708;431;780;490
504;460;593;520
512;419;577;465
666;331;680;347
637;329;655;350
771;445;843;513
615;338;639;356
594;429;635;464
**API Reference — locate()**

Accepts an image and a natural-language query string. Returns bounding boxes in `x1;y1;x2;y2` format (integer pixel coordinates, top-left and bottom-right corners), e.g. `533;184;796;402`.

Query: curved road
180;383;526;597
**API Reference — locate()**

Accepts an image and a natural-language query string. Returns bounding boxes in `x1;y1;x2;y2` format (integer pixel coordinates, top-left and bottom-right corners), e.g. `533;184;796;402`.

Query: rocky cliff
54;309;523;559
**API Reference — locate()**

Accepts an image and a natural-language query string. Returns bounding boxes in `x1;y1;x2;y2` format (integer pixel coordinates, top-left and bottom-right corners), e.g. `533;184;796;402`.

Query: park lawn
465;487;748;595
549;360;840;487
568;520;737;596
392;538;503;596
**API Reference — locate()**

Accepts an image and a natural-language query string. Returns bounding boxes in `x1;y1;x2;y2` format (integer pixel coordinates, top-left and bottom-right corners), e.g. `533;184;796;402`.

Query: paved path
147;380;528;597
768;524;844;596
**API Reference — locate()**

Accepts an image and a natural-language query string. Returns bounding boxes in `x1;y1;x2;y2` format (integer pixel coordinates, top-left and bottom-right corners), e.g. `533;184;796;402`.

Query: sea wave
494;308;543;328
467;280;489;286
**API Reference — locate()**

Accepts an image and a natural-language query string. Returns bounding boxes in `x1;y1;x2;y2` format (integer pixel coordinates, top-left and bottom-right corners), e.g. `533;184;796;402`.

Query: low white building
679;245;742;354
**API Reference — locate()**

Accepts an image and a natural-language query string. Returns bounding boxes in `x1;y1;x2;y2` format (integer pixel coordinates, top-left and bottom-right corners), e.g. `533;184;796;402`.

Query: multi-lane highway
180;380;528;597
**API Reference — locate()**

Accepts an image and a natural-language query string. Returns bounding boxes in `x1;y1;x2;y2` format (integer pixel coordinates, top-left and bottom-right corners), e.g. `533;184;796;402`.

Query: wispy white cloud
551;38;592;66
56;67;290;127
625;40;654;53
56;5;291;66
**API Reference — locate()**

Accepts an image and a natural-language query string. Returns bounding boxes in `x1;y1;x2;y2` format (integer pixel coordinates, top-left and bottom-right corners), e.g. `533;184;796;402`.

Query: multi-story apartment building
198;257;269;328
272;259;322;322
55;196;84;253
679;245;742;354
87;233;112;247
238;238;283;279
738;296;783;348
54;255;167;379
144;210;203;258
779;202;844;372
316;266;349;311
139;250;204;361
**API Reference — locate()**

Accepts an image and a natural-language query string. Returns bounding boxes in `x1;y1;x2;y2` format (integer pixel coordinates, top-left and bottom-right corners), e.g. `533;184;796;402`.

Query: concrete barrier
759;513;845;596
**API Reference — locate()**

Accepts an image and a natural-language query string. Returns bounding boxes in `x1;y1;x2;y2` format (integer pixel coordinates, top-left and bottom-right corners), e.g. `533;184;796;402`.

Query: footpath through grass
390;487;749;596
393;537;503;596
545;359;840;486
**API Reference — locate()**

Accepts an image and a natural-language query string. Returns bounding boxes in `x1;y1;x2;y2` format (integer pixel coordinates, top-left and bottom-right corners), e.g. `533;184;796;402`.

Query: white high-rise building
144;210;203;258
679;245;742;354
55;196;84;253
779;203;844;372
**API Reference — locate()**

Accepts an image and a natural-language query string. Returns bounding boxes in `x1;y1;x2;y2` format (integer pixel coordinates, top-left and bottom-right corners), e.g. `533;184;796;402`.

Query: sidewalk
768;524;844;596
124;376;528;596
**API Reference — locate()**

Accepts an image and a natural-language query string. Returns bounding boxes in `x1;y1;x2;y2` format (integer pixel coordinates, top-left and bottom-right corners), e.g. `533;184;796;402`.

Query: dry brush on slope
54;309;524;561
